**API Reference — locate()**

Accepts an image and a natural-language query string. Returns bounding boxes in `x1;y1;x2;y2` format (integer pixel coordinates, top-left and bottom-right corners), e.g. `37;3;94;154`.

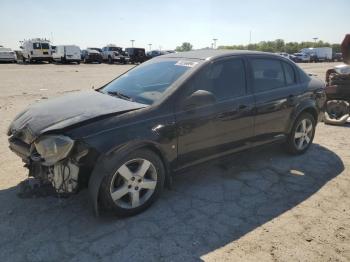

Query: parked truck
300;47;332;62
20;38;52;63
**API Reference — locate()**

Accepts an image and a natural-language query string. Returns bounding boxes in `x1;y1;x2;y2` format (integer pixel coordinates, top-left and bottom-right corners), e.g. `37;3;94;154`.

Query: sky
0;0;349;51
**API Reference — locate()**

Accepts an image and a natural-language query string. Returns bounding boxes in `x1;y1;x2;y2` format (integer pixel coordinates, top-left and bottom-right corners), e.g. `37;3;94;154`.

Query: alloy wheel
294;119;313;150
109;158;157;209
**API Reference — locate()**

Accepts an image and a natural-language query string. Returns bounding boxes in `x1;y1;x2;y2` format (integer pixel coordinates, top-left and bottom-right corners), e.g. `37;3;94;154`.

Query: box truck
300;47;332;62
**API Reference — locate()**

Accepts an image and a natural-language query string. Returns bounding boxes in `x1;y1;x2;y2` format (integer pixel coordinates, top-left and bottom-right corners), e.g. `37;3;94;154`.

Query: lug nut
138;179;142;183
128;185;132;189
135;187;139;190
131;177;135;181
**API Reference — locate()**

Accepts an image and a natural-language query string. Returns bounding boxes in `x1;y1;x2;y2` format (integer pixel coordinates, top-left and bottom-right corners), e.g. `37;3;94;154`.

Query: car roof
159;49;276;60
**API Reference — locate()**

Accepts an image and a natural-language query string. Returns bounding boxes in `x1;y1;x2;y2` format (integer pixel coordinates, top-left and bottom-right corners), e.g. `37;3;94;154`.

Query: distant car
88;47;102;53
125;48;147;63
101;45;130;64
0;47;17;62
52;45;81;64
81;49;102;63
332;53;343;62
293;53;311;63
146;50;166;59
278;52;294;61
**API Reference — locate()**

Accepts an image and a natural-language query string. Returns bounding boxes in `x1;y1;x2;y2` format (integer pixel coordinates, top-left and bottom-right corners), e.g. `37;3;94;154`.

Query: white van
52;45;81;64
20;38;52;63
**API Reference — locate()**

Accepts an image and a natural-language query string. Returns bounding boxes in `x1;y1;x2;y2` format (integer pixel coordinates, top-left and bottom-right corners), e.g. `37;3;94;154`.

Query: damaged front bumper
9;134;88;195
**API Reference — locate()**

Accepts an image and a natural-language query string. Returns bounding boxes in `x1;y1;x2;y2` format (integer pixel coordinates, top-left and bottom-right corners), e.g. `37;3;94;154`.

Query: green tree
175;42;193;52
219;39;340;54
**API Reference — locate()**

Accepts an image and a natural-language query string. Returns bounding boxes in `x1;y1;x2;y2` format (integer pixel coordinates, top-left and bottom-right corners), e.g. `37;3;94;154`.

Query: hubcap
109;158;157;209
294;119;313;150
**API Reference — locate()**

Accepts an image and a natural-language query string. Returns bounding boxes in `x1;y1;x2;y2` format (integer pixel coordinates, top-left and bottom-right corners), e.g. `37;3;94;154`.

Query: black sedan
8;50;326;216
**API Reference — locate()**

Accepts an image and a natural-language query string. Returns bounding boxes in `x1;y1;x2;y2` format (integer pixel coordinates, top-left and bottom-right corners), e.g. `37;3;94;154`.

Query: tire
108;56;113;64
77;61;80;65
84;58;88;64
324;100;350;125
99;149;165;217
285;112;316;154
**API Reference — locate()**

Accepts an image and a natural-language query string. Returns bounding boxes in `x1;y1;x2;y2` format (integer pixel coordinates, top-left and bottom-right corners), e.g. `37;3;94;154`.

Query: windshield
33;43;50;49
89;48;102;52
101;59;197;105
108;47;121;51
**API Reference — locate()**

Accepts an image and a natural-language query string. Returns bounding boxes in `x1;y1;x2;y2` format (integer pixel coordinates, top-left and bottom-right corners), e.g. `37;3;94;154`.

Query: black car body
8;50;326;216
125;48;147;63
81;49;102;63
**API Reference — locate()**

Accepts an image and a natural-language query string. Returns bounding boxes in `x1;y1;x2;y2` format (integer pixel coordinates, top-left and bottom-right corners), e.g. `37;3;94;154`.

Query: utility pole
148;44;152;51
213;38;218;49
312;37;318;47
249;30;252;45
130;40;135;47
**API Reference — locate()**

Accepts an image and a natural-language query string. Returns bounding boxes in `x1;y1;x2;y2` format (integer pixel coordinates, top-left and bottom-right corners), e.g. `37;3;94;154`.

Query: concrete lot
0;62;349;262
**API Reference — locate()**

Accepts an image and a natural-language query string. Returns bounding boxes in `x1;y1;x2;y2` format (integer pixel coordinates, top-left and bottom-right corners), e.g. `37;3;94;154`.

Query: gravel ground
0;62;349;262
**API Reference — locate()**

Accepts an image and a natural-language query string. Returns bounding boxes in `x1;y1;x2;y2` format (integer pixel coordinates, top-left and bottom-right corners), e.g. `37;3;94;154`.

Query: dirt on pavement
0;62;349;262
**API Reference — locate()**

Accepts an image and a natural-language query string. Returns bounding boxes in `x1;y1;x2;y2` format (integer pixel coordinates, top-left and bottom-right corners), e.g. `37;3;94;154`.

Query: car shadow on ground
0;143;344;262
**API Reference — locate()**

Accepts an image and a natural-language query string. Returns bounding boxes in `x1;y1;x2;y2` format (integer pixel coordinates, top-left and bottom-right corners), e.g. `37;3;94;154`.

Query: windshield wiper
107;91;133;101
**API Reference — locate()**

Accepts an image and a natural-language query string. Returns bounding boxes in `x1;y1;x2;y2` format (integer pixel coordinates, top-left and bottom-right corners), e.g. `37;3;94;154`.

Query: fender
88;140;172;216
287;99;319;133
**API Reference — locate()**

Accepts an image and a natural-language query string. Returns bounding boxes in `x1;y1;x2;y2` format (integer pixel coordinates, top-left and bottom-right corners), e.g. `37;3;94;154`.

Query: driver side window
185;58;246;101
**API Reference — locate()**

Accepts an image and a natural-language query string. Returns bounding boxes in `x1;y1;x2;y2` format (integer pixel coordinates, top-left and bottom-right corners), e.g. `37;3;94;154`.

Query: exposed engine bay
8;131;88;197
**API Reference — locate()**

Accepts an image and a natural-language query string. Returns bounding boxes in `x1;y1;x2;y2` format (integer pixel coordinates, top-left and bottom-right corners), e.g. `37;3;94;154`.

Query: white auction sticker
175;60;198;67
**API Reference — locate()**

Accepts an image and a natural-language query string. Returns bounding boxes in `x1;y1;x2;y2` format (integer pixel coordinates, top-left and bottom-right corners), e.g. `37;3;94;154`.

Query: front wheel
285;113;316;154
99;149;165;217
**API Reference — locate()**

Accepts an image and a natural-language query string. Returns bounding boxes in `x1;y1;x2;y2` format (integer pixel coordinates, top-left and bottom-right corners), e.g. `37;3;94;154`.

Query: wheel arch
288;102;319;134
88;140;172;216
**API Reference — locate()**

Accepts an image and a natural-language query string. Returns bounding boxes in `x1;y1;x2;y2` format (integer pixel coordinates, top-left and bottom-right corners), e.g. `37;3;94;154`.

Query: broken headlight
34;135;74;166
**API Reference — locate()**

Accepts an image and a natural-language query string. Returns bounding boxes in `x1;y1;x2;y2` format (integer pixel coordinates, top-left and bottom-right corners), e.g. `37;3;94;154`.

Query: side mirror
183;90;216;110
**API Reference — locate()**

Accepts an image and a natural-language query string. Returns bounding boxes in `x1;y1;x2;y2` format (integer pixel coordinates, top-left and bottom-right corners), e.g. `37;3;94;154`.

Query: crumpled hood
8;90;146;142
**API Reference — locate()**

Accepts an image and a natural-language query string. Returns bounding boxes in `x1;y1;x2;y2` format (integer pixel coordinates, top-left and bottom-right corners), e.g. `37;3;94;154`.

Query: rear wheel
285;113;315;154
99;149;165;217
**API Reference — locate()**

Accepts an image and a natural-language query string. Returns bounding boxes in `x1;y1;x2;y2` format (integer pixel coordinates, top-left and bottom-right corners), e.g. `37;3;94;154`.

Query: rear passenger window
186;58;246;101
251;59;285;92
282;62;296;85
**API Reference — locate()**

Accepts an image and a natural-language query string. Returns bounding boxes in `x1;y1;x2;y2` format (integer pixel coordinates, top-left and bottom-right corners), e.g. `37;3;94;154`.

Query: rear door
175;57;255;168
248;56;305;142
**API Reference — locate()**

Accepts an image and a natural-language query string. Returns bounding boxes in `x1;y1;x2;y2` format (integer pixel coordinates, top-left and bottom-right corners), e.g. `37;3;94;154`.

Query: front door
175;57;255;169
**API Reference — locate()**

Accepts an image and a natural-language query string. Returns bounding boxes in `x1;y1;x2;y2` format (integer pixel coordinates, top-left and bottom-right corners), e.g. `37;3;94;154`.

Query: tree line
218;39;341;54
